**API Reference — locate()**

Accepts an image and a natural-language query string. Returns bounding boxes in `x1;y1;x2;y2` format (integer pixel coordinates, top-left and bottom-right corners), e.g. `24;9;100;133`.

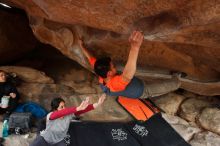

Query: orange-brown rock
0;66;54;83
2;0;220;95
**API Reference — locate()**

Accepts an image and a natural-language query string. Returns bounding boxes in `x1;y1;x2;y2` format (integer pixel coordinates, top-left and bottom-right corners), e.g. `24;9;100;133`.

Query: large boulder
1;0;220;95
197;107;220;135
152;93;186;115
0;66;54;84
162;113;201;141
189;131;220;146
17;83;75;111
17;83;132;121
179;98;213;122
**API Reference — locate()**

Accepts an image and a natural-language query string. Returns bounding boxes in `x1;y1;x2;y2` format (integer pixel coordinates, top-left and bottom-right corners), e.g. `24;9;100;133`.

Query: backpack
8;112;32;134
15;102;48;119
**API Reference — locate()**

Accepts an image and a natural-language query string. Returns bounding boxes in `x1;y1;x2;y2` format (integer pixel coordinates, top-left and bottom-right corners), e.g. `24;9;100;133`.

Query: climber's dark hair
94;57;111;78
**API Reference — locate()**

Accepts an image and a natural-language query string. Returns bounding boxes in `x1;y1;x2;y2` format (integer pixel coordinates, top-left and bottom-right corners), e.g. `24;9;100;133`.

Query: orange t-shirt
89;57;129;92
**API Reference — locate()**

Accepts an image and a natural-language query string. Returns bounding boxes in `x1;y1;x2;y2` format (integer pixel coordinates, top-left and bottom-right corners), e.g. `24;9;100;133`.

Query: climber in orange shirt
79;31;181;99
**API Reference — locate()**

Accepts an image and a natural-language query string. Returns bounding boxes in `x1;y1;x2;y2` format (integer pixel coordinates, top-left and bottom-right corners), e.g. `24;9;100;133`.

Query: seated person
0;70;20;121
30;94;106;146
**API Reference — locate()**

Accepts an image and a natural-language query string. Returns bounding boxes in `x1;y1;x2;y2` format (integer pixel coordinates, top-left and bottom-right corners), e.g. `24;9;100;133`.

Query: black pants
30;136;66;146
36;118;46;135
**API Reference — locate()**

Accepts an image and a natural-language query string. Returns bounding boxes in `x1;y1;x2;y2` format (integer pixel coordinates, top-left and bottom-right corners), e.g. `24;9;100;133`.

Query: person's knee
54;140;66;146
30;136;48;146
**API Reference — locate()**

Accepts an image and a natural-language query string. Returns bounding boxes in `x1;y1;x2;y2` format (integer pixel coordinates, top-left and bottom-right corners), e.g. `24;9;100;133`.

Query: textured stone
60;80;96;94
180;79;220;96
162;113;201;141
78;94;133;122
17;83;132;121
179;98;213;122
55;68;96;94
3;133;36;146
190;131;220;146
152;93;186;115
181;91;198;99
162;113;189;125
197;107;220;135
0;66;54;84
0;122;36;146
17;83;76;111
1;0;220;95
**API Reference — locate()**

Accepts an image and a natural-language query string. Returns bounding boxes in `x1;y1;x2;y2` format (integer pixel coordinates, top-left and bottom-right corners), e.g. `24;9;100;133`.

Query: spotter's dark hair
51;97;65;111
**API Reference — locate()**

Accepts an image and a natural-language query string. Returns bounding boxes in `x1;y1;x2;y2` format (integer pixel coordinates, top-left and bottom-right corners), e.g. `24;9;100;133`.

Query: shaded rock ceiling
0;5;37;64
1;0;220;95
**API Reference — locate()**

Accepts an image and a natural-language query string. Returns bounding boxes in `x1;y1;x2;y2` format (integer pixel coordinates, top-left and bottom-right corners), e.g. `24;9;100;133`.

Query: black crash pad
67;114;190;146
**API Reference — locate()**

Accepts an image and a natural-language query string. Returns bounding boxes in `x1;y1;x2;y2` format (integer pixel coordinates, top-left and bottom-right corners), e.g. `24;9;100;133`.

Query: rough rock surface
162;113;201;141
0;66;54;83
189;131;220;146
0;7;37;64
179;98;214;122
17;83;76;110
1;0;220;95
0;55;219;145
0;3;219;143
152;93;186;115
0;122;37;146
197;107;220;135
17;83;132;121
